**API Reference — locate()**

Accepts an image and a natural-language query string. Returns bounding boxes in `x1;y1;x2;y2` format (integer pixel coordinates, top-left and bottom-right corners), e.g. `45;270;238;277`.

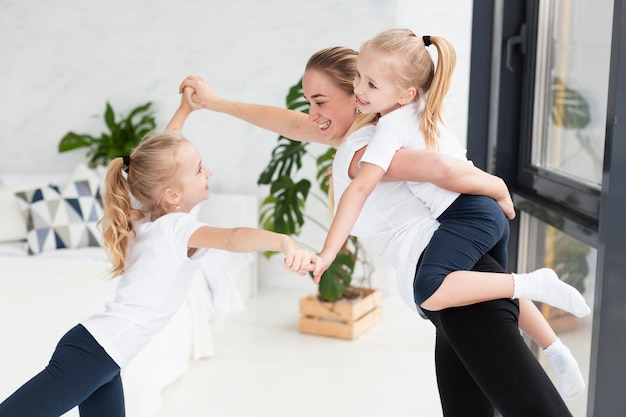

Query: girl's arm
179;75;334;146
313;163;385;282
188;226;319;274
165;87;201;134
352;147;516;220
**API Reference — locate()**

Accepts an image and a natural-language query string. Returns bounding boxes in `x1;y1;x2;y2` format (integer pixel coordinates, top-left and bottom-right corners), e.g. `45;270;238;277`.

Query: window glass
532;0;612;187
518;212;596;416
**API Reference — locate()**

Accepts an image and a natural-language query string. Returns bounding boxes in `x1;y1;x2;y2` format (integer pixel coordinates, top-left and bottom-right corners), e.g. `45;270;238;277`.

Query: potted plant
257;79;380;339
57;101;156;168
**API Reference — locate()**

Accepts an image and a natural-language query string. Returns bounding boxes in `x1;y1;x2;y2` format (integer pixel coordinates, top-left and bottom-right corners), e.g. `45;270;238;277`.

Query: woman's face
302;69;358;141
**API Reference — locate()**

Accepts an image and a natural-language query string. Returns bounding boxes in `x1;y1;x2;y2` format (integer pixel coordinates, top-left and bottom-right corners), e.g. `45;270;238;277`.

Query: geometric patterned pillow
14;180;104;255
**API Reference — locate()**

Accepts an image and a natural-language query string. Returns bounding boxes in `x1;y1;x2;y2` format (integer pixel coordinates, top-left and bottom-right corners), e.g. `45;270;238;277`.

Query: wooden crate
298;287;382;340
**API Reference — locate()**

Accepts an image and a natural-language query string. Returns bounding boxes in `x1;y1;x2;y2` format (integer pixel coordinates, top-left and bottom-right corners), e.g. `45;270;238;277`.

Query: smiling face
353;49;415;117
172;140;212;212
302;68;359;141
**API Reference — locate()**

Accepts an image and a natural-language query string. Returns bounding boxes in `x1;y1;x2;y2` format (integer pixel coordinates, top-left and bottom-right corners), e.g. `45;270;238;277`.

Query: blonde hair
305;46;359;97
360;28;456;150
99;133;186;276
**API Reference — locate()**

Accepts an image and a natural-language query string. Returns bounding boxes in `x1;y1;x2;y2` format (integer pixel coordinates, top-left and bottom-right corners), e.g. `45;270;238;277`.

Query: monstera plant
258;79;372;302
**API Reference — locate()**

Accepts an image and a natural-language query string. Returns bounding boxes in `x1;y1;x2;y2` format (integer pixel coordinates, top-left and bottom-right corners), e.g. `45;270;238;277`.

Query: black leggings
422;254;572;417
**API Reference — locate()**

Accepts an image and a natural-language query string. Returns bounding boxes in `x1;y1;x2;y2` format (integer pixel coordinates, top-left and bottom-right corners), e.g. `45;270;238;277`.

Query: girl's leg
0;325;124;417
518;299;585;400
416;196;589;317
424;268;589;317
79;372;125;417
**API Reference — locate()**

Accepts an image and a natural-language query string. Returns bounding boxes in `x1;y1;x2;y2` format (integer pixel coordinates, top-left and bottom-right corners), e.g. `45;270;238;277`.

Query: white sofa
0;166;258;417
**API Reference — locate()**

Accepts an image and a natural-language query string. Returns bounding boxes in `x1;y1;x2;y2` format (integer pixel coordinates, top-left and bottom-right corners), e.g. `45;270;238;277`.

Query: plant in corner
58;101;156;168
257;78;373;303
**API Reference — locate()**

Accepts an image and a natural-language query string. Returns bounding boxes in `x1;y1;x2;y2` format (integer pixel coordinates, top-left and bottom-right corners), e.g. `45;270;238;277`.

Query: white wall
0;0;473;294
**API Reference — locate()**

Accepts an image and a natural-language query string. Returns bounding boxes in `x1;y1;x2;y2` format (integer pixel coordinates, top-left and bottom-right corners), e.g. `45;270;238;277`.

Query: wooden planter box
298;287;382;340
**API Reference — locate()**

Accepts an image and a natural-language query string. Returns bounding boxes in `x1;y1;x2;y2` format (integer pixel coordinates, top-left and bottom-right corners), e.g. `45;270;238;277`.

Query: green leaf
58;132;94;152
316;250;355;302
316;147;336;195
263;176;310;235
258;137;309;185
104;102;116;132
285;79;309;113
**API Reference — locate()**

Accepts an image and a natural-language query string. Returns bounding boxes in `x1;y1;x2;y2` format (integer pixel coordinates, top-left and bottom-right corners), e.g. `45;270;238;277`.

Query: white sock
512;268;591;317
544;338;586;400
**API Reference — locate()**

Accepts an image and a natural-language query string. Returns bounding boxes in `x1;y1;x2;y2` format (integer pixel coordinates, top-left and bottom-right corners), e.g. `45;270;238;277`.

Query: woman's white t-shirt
82;212;209;367
333;125;440;312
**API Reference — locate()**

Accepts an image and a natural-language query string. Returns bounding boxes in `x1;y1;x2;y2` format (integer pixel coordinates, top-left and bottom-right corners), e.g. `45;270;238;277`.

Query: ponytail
421;36;456;150
99;157;143;277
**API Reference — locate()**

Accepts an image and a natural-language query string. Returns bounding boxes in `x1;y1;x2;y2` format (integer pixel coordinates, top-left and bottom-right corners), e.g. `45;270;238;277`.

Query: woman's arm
351;147;516;220
179;75;334;145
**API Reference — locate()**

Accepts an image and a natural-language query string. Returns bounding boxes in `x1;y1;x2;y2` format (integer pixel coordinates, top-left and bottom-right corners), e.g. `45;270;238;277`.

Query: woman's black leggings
422;254;572;417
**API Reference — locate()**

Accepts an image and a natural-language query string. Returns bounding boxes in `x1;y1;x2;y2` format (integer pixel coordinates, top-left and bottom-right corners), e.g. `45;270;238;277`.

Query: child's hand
497;194;516;220
281;238;322;276
311;249;336;284
181;86;204;112
179;75;221;110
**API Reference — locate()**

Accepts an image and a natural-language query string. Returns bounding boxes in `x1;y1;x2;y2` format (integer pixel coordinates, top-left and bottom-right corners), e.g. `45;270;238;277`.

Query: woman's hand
179;75;221;110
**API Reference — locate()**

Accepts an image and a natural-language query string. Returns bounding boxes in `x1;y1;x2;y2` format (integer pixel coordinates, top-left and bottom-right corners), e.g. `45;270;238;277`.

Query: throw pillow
15;180;104;255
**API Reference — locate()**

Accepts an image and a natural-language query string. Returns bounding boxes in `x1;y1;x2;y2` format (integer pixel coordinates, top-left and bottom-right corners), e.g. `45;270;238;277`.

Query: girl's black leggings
422;254;573;417
0;324;124;417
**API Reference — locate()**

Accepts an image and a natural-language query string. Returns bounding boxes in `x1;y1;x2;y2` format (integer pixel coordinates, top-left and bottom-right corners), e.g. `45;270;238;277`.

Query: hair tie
423;35;432;47
122;155;130;173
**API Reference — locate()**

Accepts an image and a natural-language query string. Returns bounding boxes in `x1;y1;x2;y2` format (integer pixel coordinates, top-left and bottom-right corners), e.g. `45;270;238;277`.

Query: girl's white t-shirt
333;125;440;312
82;212;209;367
360;102;469;219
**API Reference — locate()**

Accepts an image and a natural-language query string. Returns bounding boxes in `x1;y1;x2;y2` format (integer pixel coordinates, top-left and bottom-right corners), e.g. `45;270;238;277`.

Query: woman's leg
424;254;573;417
0;325;124;417
427;311;495;417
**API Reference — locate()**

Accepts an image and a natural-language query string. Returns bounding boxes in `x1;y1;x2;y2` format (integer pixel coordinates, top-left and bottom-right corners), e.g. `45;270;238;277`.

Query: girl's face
353;50;413;117
174;140;212;212
302;69;358;141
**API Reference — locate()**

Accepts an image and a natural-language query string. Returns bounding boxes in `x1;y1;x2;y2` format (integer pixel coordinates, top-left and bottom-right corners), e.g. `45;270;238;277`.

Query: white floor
154;288;590;417
155;288;443;417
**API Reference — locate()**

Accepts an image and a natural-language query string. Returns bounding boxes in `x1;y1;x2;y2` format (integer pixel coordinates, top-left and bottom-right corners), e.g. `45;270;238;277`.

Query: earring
175;204;181;211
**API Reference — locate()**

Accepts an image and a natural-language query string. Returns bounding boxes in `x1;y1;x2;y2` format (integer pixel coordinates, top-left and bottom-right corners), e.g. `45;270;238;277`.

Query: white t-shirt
82;212;209;367
360;102;468;219
333;125;440;312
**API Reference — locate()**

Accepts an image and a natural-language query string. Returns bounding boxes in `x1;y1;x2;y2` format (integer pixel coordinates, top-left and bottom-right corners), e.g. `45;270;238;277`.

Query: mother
181;47;574;416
